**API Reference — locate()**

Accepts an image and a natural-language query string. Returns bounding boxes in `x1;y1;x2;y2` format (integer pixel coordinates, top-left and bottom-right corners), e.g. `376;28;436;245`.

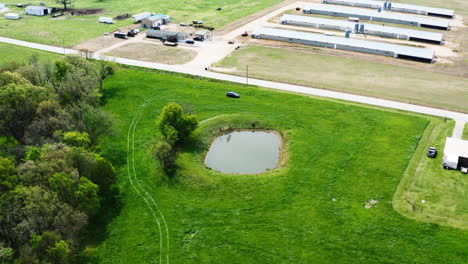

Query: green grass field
214;45;468;113
0;0;281;46
394;120;468;229
0;42;60;65
463;124;468;140
92;67;468;263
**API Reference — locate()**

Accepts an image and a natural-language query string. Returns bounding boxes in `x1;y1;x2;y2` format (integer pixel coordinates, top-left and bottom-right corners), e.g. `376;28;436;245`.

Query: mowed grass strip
0;42;61;64
106;43;197;65
394;120;468;229
214;45;468;113
95;68;468;263
0;0;282;46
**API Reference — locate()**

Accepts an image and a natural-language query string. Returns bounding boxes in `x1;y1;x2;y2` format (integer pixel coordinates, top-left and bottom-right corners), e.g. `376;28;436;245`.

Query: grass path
127;95;170;263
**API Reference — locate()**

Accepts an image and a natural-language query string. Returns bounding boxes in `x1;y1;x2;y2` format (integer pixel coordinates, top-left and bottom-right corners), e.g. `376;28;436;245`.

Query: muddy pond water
204;131;281;174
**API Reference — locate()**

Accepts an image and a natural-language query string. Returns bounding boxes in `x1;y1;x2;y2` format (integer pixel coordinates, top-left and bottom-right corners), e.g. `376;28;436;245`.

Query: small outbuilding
195;30;211;40
25;5;52;16
443;137;468;170
146;29;187;41
142;14;170;28
4;13;20;19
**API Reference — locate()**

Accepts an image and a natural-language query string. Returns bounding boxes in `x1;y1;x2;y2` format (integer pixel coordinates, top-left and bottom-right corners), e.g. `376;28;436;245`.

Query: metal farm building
146;29;188;41
280;14;444;44
251;28;434;63
302;4;450;30
322;0;455;19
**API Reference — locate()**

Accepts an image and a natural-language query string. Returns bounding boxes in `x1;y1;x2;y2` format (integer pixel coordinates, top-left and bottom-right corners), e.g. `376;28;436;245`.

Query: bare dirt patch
73;35;127;53
105;42;198;65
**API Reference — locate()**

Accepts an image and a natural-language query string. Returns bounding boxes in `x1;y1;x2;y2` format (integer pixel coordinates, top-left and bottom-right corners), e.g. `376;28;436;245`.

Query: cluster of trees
0;56;117;263
155;103;198;175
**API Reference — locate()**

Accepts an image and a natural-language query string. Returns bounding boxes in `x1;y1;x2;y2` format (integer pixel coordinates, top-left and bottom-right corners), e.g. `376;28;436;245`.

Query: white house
443;137;468;170
25;5;52;16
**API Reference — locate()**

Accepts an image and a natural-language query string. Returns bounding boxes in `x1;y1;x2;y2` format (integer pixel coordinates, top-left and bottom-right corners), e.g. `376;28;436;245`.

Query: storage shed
281;14;444;44
4;13;20;19
146;29;188;41
443;137;468;170
303;4;450;30
251;27;434;63
25;5;52;16
142;14;170;28
322;0;455;19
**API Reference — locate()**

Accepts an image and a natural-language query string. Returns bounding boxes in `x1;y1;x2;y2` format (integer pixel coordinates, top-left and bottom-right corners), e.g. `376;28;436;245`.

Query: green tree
47;240;70;264
25;147;42;161
49;172;74;202
74;177;100;215
154;140;177;174
93;61;117;92
63;131;90;148
0;247;14;263
0;157;18;192
157;102;198;145
0;72;47;143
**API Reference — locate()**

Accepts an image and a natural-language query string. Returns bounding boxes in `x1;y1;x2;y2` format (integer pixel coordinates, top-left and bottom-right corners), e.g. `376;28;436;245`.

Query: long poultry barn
251;28;435;63
302;4;450;30
280;14;445;44
321;0;455;19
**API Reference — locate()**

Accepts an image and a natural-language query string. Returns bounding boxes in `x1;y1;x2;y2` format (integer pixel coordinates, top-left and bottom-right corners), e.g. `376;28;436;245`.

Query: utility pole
246;65;249;86
62;37;65;54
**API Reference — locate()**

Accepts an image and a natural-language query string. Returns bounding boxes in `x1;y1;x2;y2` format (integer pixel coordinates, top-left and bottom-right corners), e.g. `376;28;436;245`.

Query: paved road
1;36;467;138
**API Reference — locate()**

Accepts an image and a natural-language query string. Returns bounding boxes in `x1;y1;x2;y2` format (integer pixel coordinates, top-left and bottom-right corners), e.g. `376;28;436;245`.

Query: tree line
0;55;117;263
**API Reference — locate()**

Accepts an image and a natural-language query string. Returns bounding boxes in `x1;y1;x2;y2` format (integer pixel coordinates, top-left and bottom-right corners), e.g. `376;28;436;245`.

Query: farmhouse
142;14;170;28
303;4;450;30
281;14;445;44
443;137;468;171
146;29;188;41
322;0;455;19
25;5;52;16
251;27;435;63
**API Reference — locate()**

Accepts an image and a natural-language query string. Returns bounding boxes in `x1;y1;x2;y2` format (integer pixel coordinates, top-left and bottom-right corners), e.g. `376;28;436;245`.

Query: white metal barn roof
322;0;455;18
25;5;49;11
281;14;444;43
444;137;468;158
251;27;434;61
303;4;450;29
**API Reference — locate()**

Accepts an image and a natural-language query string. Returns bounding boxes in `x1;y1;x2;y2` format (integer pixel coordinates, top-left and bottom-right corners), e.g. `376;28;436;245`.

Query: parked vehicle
427;147;437;158
180;22;186;26
217;7;222;11
241;31;248;37
226;91;240;98
193;36;204;41
204;26;215;31
228;40;235;44
127;30;136;37
114;32;127;39
193;20;203;24
4;13;21;20
163;41;178;47
98;17;114;24
185;40;195;44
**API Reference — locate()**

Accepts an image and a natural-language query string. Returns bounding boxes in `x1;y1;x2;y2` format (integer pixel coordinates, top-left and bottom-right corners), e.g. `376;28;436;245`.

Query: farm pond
204;130;281;174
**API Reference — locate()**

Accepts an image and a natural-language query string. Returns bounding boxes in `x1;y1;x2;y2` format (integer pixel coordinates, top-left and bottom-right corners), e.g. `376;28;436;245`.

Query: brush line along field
93;68;468;263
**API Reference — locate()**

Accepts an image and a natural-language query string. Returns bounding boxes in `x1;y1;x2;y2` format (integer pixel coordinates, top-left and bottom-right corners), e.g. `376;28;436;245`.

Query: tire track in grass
127;96;170;264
